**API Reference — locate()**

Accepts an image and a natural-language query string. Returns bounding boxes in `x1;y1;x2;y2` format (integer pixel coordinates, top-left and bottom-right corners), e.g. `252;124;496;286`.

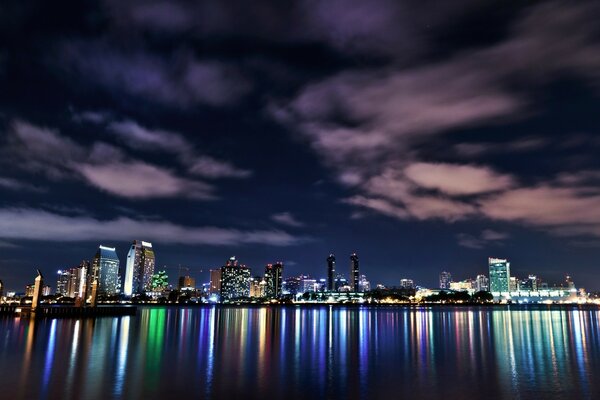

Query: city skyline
1;1;600;294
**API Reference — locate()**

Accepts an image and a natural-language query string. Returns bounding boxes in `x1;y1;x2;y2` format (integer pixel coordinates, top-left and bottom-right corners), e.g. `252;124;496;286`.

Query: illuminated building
302;277;318;293
178;275;196;291
56;261;89;298
283;276;302;295
439;271;452;289
42;285;52;296
220;256;251;300
209;269;222;294
264;262;283;298
509;276;518;291
25;284;35;297
327;254;336;291
400;278;415;289
450;279;475;293
0;279;3;298
56;270;70;296
475;274;489;292
249;276;267;297
350;253;360;292
359;275;371;292
124;240;155;296
92;245;121;296
489;257;510;296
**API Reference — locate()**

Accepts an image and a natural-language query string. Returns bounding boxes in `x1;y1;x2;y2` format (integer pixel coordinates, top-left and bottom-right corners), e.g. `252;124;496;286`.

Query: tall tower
439;271;452;289
327;254;336;292
124;240;155;296
350;253;360;292
488;257;510;294
265;262;283;298
92;245;121;296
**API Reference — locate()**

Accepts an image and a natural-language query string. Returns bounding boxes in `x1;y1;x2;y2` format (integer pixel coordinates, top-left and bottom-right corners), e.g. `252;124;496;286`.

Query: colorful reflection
1;306;600;399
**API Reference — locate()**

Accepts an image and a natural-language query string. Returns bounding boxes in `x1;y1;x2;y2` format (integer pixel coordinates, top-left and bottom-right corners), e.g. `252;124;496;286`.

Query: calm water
1;306;600;399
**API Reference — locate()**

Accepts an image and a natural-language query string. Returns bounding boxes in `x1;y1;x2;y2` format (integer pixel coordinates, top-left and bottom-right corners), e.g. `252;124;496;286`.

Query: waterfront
1;306;599;399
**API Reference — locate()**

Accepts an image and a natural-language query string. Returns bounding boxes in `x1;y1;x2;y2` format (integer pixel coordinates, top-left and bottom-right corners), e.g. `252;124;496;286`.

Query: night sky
1;0;600;292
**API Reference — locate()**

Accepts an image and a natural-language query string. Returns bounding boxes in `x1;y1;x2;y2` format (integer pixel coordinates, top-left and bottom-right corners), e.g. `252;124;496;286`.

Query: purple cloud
0;208;305;246
271;212;305;227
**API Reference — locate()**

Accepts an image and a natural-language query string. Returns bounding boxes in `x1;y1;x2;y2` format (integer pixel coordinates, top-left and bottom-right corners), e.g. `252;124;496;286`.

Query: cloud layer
0;208;303;246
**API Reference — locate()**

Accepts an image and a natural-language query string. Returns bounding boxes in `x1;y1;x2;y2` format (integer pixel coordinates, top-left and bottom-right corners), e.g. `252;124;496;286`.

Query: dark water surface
1;306;599;399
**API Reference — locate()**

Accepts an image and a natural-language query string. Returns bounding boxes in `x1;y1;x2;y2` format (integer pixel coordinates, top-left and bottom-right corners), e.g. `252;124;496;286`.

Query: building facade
327;254;336;291
439;271;452;289
178;275;196;291
124;240;155;296
489;257;510;295
475;274;489;292
92;245;121;296
400;278;415;289
264;262;283;298
209;269;222;295
350;253;360;292
220;256;251;300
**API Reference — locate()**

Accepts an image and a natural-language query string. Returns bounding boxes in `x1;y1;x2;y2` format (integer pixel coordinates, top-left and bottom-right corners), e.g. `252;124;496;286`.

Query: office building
284;276;302;295
350;253;360;292
92;245;121;296
25;284;35;297
220;256;251;300
475;274;489;292
264;262;284;298
124;240;155;296
400;278;415;289
56;270;70;296
439;271;452;289
42;285;52;296
0;279;3;298
249;277;267;298
450;279;475;292
359;275;371;292
302;277;318;293
209;269;222;295
489;257;510;294
327;254;336;291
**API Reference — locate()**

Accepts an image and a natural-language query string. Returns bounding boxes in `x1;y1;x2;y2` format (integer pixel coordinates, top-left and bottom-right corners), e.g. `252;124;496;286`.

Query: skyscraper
56;270;70;296
92;245;121;296
475;274;489;292
264;262;283;298
124;240;155;296
220;256;251;300
327;254;336;291
439;271;452;289
0;279;3;298
489;257;510;294
209;269;222;295
350;253;360;292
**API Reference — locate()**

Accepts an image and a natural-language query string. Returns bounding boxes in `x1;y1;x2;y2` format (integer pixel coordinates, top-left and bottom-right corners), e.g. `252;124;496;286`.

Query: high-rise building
92;245;121;296
0;279;4;298
475;274;489;292
359;275;371;292
42;285;52;296
124;240;155;296
400;278;415;289
350;253;360;292
334;275;349;292
220;256;251;300
25;284;35;297
489;257;510;294
178;276;196;291
301;277;318;293
56;270;70;296
209;269;222;294
264;262;284;298
56;261;89;298
249;276;267;298
283;276;302;295
439;271;452;289
327;254;336;291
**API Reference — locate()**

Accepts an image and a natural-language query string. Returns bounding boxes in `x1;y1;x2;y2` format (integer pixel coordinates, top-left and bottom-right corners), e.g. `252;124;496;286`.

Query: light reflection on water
1;306;599;399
